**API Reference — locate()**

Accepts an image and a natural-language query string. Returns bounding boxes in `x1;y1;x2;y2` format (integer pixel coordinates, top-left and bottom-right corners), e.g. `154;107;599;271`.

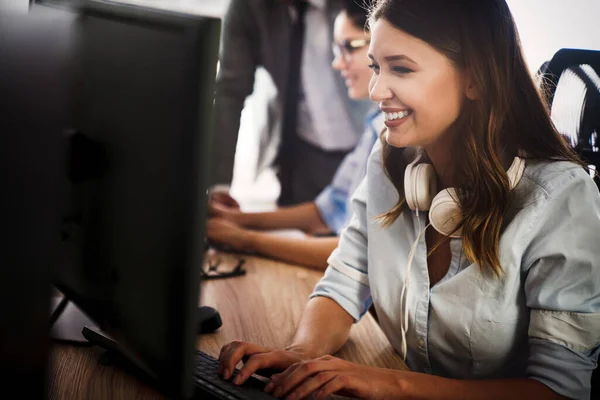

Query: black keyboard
194;350;278;400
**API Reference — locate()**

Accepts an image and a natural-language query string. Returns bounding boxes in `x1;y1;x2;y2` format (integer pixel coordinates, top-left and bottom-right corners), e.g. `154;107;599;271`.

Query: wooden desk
49;253;406;399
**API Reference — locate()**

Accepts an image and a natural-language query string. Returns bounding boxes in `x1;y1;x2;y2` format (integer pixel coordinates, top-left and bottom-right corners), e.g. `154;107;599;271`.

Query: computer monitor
0;4;75;395
48;1;220;398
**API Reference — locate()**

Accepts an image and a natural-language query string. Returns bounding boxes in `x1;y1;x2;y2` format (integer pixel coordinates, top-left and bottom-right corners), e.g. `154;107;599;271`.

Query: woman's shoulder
364;141;404;209
520;159;596;200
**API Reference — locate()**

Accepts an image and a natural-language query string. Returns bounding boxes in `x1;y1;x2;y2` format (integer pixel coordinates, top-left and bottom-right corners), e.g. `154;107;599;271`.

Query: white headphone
398;149;526;361
403;149;526;238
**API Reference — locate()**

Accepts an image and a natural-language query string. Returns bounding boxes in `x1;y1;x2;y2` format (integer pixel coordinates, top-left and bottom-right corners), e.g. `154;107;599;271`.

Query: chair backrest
539;48;600;185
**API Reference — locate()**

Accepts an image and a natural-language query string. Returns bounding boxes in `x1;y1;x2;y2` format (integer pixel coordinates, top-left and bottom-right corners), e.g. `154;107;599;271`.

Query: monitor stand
50;295;97;344
50;294;221;344
80;325;162;390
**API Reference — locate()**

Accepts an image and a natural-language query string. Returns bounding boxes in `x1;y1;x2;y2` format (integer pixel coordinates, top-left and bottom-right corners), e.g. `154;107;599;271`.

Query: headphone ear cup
404;158;418;210
404;162;436;211
413;163;436;210
429;188;462;238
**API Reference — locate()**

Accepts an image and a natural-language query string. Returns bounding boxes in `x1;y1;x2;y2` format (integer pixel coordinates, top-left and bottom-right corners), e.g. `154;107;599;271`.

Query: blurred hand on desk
207;197;256;251
206;217;254;253
209;190;240;210
206;197;337;269
209;199;245;225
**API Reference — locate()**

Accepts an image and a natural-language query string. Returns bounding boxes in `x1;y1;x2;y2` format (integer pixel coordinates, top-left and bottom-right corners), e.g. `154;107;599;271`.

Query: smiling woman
368;21;473;151
216;1;600;399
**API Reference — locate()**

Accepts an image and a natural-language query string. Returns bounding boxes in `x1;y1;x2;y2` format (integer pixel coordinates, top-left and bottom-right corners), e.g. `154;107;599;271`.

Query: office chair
539;48;600;397
540;49;600;185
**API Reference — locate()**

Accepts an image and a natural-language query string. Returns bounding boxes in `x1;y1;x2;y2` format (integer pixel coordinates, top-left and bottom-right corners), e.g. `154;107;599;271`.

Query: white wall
506;0;600;73
0;0;29;13
106;0;229;18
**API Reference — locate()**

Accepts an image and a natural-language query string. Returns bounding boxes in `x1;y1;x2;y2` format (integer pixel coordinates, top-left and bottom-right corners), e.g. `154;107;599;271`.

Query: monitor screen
54;1;220;397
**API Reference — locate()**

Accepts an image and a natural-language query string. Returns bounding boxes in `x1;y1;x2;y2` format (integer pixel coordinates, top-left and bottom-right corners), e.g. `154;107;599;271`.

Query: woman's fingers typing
218;341;270;380
233;350;305;386
218;341;314;388
285;371;339;400
264;355;343;398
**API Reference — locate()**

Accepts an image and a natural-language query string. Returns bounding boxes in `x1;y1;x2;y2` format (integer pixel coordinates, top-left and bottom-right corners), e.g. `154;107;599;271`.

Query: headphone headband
404;150;526;237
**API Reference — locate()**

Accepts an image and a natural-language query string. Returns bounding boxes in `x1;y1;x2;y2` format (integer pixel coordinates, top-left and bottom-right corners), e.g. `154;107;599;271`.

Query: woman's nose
369;74;393;103
332;54;347;71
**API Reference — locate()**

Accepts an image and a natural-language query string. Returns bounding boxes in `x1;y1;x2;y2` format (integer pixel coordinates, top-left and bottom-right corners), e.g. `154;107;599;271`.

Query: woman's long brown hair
369;0;587;276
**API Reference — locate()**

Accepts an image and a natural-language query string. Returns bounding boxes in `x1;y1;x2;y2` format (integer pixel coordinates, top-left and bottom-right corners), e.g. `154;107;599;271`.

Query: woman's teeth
384;110;412;121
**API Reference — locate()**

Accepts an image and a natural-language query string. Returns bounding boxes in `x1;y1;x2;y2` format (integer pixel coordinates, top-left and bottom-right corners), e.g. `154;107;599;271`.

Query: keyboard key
193;350;277;400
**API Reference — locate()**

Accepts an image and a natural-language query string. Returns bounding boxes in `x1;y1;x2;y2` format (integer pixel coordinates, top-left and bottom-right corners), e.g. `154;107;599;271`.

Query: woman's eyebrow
384;54;416;63
368;53;417;64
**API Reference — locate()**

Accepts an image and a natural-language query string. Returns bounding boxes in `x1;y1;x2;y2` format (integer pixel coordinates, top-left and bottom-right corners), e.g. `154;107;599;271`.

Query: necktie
278;0;309;205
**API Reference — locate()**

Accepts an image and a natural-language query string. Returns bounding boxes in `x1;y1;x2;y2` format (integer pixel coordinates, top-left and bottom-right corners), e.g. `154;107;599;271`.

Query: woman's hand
218;340;313;386
264;355;404;400
209;191;240;209
206;218;254;252
209;201;247;226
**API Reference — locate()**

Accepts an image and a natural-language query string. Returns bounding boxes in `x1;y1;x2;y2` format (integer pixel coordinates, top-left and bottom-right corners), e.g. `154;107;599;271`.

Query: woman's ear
464;70;479;101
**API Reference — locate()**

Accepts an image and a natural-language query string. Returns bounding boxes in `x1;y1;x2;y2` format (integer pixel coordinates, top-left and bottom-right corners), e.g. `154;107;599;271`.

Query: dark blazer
210;0;371;186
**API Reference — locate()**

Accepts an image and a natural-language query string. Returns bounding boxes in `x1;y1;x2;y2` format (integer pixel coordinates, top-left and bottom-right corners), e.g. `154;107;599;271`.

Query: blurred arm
246;233;338;270
239;202;330;234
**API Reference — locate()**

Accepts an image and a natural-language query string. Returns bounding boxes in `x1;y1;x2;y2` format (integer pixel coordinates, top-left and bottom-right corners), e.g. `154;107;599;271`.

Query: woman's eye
392;66;413;74
368;64;380;74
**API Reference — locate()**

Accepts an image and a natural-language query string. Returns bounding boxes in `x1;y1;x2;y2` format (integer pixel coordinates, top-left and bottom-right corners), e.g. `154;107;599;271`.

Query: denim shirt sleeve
314;132;376;234
311;173;372;322
522;166;600;399
314;110;382;234
315;184;349;234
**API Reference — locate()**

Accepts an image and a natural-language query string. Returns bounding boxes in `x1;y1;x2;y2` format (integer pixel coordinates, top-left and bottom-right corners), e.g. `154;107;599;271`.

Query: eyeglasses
201;253;247;280
332;39;370;63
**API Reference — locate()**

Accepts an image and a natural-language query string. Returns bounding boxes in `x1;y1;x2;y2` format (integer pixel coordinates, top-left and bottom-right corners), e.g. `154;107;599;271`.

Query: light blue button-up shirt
314;108;383;234
311;141;600;399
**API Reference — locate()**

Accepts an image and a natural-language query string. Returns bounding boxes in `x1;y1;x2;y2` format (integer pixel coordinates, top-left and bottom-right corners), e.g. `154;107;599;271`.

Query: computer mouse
197;306;222;334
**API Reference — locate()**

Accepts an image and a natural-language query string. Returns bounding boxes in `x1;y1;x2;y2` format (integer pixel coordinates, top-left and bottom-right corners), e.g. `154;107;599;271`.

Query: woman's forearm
286;297;354;359
246;232;338;270
239;202;330;234
398;372;565;400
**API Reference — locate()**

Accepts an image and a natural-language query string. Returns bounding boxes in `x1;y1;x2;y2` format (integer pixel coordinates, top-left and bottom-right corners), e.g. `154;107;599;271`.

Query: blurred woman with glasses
206;0;382;270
